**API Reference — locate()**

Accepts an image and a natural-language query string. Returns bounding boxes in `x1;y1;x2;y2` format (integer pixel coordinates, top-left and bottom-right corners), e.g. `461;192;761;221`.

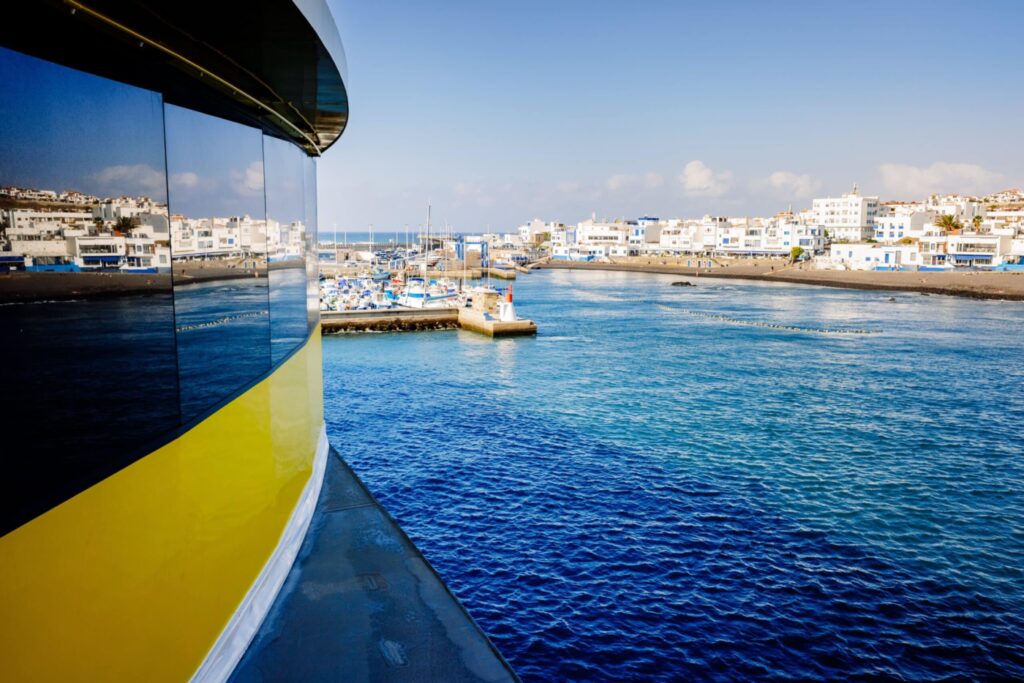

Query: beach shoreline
535;261;1024;301
0;264;282;303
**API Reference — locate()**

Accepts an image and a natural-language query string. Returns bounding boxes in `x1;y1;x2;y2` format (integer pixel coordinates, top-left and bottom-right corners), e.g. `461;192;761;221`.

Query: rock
671;281;695;287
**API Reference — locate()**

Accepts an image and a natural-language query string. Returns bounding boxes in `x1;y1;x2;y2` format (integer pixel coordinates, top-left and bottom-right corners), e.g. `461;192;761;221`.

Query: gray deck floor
229;449;518;683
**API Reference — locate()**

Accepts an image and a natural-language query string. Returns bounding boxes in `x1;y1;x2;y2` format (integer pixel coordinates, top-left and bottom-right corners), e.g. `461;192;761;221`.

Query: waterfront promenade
538;259;1024;300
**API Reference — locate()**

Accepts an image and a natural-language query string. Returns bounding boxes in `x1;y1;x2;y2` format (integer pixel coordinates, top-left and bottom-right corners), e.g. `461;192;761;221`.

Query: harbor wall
458;308;538;337
321;308;459;332
321;307;538;337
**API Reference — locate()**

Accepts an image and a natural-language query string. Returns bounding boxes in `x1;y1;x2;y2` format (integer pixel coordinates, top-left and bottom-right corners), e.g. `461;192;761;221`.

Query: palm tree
115;216;139;234
935;214;963;234
972;215;983;232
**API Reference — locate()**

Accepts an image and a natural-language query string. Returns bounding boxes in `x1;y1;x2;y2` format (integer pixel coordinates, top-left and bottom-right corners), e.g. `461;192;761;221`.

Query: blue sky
320;0;1024;233
0;47;167;201
165;104;266;218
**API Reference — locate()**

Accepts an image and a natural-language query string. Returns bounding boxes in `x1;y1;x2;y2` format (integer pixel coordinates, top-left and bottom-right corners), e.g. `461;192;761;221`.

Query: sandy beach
537;260;1024;301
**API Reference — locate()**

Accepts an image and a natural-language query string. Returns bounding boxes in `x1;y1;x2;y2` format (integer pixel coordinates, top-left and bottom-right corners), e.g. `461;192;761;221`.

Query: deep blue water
323;270;1024;681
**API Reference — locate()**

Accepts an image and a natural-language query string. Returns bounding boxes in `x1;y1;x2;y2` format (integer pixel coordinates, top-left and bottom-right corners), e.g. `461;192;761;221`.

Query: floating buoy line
176;309;268;333
660;306;878;335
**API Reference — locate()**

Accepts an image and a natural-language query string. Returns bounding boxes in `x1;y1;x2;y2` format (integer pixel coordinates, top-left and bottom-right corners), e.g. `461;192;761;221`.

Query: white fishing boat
397;277;459;309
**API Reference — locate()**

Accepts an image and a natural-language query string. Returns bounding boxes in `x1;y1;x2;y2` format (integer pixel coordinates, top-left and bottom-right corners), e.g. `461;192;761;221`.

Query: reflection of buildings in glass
268;218;308;263
164;214;306;273
1;192;171;273
171;214;272;262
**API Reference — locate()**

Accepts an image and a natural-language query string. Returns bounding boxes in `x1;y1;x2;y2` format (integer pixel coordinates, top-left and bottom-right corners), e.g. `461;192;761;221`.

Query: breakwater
321;308;458;333
320;307;537;337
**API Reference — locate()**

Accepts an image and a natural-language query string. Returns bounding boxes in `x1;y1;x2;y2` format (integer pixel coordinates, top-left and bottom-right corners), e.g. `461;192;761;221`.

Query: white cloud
452;181;493;207
557;180;584;194
754;170;823;199
93;164;165;194
453;181;479;196
678;160;732;197
606;172;664;192
879;162;1002;198
230;161;265;196
170;171;200;190
606;174;632;191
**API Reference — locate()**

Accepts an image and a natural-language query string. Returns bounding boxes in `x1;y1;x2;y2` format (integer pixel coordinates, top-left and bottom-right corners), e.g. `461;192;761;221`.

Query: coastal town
0;186;307;274
440;185;1024;273
4;184;1024;301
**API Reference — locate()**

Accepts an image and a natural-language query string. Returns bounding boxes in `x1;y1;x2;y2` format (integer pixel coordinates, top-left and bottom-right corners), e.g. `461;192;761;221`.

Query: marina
317;237;538;336
320;279;537;337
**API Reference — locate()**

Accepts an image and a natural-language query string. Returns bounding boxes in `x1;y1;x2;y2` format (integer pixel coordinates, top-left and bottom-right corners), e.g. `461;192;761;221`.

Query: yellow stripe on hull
0;331;324;682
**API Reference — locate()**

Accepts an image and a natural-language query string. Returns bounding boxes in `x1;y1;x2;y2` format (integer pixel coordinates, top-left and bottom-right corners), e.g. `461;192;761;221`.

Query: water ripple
325;270;1024;681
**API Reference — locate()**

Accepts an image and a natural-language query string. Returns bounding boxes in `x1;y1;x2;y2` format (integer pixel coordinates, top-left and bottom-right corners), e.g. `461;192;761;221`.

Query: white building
812;184;879;242
517;218;560;245
873;210;935;243
575;218;629;257
945;233;1013;268
828;242;921;270
926;194;984;224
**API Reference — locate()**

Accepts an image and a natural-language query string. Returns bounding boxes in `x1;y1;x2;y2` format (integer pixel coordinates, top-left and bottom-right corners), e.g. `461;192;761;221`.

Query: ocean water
323;269;1024;681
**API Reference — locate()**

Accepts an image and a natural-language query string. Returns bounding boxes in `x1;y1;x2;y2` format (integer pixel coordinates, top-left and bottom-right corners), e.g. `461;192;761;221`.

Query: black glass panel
165;104;270;423
264;135;309;364
304;157;320;331
0;47;179;534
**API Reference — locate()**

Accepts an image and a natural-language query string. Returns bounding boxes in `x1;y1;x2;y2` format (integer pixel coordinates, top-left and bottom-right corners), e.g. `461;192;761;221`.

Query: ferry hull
0;332;324;682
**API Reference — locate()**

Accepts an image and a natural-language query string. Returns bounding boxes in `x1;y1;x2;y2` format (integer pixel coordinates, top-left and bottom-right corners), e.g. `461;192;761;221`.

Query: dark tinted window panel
304;157;320;331
264;135;309;364
0;47;178;534
165;104;270;423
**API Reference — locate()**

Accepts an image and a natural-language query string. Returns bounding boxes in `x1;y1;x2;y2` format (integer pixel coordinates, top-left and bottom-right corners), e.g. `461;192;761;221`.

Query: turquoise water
323;270;1024;680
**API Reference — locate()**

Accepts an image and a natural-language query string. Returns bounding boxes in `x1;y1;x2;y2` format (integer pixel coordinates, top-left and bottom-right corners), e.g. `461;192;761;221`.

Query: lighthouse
498;285;518;322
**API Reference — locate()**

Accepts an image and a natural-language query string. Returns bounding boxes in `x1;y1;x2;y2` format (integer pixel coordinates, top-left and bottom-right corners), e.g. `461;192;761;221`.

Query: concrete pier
321;307;537;337
458;308;538;337
321;308;458;333
485;267;517;280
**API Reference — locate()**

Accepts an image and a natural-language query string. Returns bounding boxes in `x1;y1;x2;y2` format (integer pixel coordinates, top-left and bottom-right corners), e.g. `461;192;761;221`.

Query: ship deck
229;448;518;683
